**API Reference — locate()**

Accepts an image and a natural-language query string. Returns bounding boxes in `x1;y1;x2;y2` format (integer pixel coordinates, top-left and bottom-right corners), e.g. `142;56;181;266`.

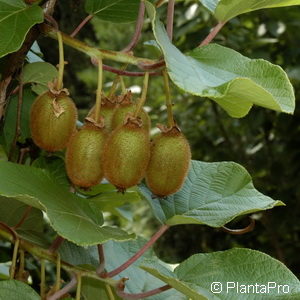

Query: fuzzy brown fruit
87;94;117;132
103;119;150;191
111;93;150;131
30;91;77;152
66;123;107;188
146;126;191;197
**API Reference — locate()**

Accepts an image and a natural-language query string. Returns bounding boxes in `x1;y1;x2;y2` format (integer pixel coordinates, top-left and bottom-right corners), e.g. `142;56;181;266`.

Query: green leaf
22;62;58;94
199;0;300;22
32;156;69;187
60;239;185;299
146;2;295;118
0;196;43;232
140;160;283;227
81;277;122;300
88;185;141;212
0;161;135;246
0;280;40;300
2;88;36;152
0;0;44;58
142;248;300;299
85;0;140;23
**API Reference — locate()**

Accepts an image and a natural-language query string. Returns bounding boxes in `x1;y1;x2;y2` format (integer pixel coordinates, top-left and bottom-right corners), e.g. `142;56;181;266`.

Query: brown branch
0;222;18;241
13;206;33;230
221;217;255;235
199;21;226;47
97;244;106;277
116;284;171;299
91;58;161;77
44;0;58;15
167;0;175;40
47;275;77;300
138;59;165;70
70;14;93;38
106;225;169;278
122;1;145;52
49;236;65;253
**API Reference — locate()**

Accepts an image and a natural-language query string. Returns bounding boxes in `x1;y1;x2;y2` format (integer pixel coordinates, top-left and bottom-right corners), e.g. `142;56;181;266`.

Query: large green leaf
199;0;300;22
146;2;295;118
85;0;140;23
142;248;300;299
140;160;283;227
0;197;43;232
60;239;186;299
0;280;40;300
0;0;43;58
0;161;134;246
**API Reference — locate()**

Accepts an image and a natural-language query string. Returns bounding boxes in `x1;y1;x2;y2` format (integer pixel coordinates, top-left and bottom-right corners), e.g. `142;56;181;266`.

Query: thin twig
122;1;145;52
156;0;166;8
163;69;175;127
199;21;226;47
94;58;103;124
54;254;61;292
106;225;169;277
9;238;20;279
116;284;171;299
49;236;65;252
222;217;255;235
105;284;116;300
97;244;106;276
47;276;77;300
0;221;18;241
133;72;149;118
13;206;32;230
40;260;46;298
8;70;24;161
76;274;82;300
0;76;12;120
70;14;93;38
167;0;175;40
91;58;161;77
138;59;165;70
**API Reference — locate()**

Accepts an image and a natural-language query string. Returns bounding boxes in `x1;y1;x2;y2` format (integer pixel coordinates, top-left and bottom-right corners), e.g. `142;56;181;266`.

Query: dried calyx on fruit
66;120;107;188
30;89;77;152
103;116;150;192
111;91;151;131
86;93;118;132
146;125;191;197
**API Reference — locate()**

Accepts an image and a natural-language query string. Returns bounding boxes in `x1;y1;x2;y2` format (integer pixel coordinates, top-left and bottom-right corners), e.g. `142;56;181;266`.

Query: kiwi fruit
87;94;117;132
103;118;150;191
30;91;77;152
111;92;150;131
66;123;107;188
146;126;191;197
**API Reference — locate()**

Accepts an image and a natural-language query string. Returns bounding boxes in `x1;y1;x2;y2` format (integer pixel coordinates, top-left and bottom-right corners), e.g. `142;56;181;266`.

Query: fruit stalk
95;58;103;124
133;72;149;118
56;31;65;90
162;69;175;127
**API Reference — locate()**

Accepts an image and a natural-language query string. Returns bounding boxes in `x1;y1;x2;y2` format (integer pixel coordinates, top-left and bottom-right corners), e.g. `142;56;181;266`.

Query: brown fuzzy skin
30;91;77;152
146;127;191;197
103;121;150;191
66;123;107;188
111;102;151;132
87;96;117;132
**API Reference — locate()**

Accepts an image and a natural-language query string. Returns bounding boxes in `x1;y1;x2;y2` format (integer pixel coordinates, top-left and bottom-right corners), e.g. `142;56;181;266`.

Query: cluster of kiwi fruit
30;82;191;197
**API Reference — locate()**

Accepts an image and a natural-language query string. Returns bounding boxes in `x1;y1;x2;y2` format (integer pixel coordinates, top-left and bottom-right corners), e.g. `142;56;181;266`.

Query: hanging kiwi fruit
30;31;77;152
87;93;118;133
103;73;151;192
65;58;107;188
146;125;191;197
111;91;151;131
145;70;191;197
66;122;107;188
